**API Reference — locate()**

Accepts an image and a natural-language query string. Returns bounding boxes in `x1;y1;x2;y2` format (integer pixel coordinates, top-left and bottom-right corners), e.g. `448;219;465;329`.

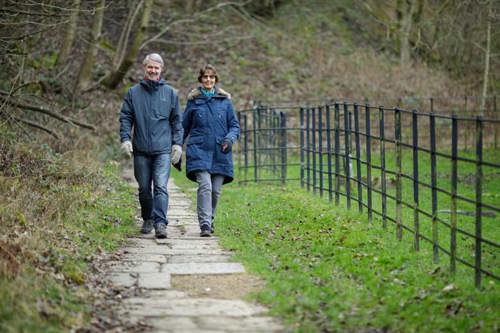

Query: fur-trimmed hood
187;86;231;100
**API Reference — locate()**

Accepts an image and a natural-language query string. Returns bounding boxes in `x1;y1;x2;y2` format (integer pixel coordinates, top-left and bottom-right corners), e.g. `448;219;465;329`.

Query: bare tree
76;0;106;91
102;0;153;89
479;0;492;115
56;0;81;66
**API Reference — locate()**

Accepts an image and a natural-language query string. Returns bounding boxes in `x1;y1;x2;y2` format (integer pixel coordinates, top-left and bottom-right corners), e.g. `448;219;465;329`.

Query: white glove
121;140;133;157
171;144;182;165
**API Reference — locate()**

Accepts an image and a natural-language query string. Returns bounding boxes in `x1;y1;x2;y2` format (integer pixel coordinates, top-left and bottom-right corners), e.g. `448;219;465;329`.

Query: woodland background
0;0;498;332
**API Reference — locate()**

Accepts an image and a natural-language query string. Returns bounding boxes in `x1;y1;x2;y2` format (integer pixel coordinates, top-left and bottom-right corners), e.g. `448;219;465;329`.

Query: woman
182;64;240;237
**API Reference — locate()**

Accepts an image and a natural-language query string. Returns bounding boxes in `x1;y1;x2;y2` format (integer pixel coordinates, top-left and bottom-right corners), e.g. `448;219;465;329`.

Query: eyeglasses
202;75;216;79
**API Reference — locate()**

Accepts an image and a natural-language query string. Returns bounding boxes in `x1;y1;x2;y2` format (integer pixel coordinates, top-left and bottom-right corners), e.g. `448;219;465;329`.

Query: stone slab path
103;172;285;333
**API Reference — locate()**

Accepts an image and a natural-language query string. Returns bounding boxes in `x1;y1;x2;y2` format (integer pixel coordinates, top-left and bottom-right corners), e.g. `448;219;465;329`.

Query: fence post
280;111;287;185
395;107;403;240
450;115;458;274
306;108;311;191
365;104;373;224
326;104;333;202
318;106;324;197
494;95;498;149
312;107;317;195
354;103;363;212
430;113;439;263
379;106;387;229
252;107;258;182
243;114;248;183
344;103;351;210
300;108;305;188
464;96;469;150
412;110;420;251
334;103;341;205
475;116;483;288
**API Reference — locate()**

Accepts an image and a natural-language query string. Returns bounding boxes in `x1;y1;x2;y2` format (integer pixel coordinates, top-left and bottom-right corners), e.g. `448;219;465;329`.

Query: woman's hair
197;64;219;83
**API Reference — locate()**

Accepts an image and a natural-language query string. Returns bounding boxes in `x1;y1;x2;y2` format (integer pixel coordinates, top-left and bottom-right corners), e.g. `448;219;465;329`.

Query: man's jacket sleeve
170;90;184;146
119;91;134;143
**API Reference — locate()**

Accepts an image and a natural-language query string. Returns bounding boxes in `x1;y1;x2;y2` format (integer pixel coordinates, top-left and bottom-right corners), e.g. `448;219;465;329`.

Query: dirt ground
171;273;266;299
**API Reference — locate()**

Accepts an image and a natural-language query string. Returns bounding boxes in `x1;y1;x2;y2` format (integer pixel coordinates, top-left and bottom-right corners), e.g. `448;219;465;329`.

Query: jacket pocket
187;135;205;145
157;99;171;118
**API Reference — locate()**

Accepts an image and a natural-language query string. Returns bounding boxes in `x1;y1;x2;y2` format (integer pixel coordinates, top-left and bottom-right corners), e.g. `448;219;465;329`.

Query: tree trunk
56;0;81;66
480;0;492;115
103;0;153;89
113;0;143;67
399;0;417;66
76;0;105;91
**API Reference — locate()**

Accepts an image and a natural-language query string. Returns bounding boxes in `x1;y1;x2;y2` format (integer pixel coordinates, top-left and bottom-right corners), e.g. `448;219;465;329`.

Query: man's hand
171;144;182;165
121;140;133;157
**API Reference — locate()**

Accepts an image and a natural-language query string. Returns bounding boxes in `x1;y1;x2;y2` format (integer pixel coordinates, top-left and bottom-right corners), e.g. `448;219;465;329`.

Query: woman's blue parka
182;88;240;184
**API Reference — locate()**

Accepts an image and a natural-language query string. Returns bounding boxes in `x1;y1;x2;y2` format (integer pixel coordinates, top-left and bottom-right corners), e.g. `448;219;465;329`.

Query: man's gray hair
143;53;164;67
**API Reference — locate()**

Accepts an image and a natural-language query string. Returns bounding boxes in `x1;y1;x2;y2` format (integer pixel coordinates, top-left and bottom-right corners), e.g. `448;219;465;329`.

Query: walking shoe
200;225;211;237
211;222;215;234
140;219;154;234
155;223;167;239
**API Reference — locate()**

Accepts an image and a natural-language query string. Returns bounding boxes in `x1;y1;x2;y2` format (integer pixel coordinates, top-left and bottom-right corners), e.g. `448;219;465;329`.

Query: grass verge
0;130;137;332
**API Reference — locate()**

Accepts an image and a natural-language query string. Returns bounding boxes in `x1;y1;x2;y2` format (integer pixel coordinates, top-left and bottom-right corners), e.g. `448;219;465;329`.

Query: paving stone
165;249;231;256
166;254;233;264
197;316;284;332
121;253;167;263
106;261;161;273
146;290;189;299
163;262;245;275
122;246;170;255
124;298;267;317
146;316;198;330
138;272;171;289
108;272;136;288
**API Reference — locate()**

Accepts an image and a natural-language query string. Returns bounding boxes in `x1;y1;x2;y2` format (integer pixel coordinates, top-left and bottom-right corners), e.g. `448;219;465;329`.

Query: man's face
143;60;162;81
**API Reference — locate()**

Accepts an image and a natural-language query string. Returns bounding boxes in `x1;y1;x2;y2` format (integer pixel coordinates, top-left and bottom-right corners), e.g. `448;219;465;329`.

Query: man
119;53;183;239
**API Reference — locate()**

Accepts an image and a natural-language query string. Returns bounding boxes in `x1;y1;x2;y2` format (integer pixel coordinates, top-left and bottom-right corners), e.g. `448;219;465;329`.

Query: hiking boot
155;223;167;239
140;219;154;234
200;225;211;237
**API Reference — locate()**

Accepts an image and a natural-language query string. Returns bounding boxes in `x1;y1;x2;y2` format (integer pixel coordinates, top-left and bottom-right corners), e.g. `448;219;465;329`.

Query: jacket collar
140;78;166;91
188;86;231;101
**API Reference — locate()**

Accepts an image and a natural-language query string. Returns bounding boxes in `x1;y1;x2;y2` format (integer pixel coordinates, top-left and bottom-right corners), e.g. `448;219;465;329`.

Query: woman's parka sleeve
224;101;240;144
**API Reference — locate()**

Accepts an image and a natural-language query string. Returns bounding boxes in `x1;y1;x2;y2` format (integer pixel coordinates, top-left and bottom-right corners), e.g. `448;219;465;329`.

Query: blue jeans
134;153;170;226
195;171;225;229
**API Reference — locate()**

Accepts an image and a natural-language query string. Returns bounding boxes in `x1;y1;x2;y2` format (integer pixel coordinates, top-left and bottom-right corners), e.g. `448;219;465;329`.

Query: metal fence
236;101;500;287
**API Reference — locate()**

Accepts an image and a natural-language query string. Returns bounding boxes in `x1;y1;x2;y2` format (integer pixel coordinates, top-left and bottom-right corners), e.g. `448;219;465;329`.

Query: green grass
172;169;499;333
0;137;138;333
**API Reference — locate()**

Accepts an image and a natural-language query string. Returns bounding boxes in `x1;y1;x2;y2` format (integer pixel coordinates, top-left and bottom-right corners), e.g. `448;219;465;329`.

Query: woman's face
201;69;216;90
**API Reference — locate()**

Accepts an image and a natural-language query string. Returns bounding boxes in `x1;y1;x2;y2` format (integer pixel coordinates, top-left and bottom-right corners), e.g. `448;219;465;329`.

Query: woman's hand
221;139;232;154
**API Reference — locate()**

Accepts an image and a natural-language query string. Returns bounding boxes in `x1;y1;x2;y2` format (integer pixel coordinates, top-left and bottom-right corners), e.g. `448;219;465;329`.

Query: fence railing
236;101;500;287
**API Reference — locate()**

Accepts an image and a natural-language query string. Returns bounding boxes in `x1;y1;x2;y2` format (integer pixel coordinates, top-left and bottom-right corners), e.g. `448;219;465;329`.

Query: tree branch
12;116;60;139
0;92;95;130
